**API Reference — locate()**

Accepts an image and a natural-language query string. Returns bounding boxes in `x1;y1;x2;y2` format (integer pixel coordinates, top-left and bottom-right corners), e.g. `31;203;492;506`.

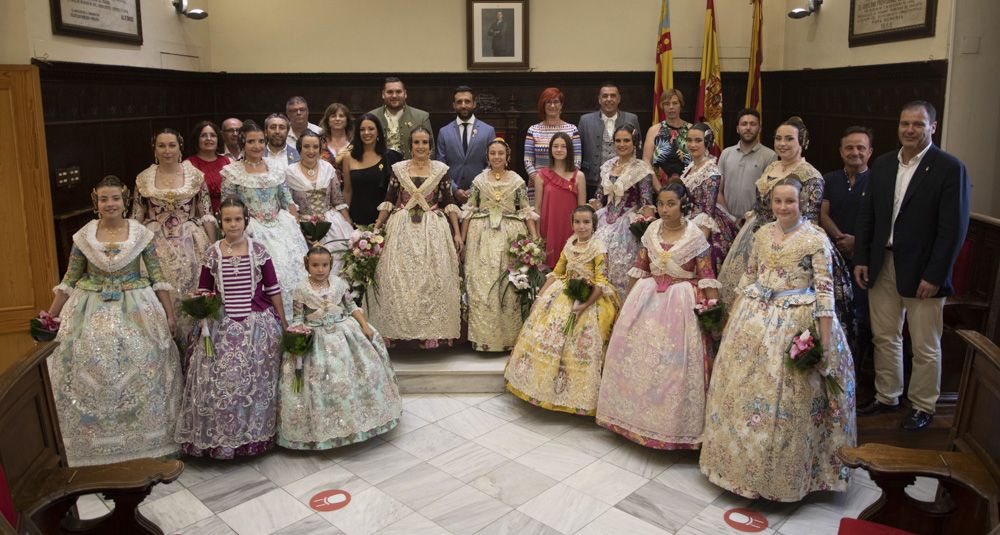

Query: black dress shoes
857;399;900;415
901;409;934;431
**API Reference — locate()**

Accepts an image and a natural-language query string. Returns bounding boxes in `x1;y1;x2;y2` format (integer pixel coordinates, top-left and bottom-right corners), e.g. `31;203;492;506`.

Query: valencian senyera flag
745;0;763;120
653;0;673;123
696;0;724;155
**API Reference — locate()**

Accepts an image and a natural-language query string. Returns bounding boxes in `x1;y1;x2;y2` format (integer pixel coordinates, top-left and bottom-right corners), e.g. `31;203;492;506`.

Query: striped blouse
198;255;281;321
523;121;582;177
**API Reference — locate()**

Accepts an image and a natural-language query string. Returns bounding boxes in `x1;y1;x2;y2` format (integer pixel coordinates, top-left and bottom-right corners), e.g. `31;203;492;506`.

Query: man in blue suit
436;85;496;204
854;100;971;430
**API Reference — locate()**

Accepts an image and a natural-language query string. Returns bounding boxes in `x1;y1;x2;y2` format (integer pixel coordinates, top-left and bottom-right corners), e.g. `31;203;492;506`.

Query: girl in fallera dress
596;183;719;449
590;126;656;297
369;127;463;349
699;178;856;501
134;128;217;346
175;197;286;459
220;121;308;321
47;176;182;466
679;123;738;272
461;138;538;352
277;247;402;450
286;131;354;271
505;206;620;415
535;132;587;269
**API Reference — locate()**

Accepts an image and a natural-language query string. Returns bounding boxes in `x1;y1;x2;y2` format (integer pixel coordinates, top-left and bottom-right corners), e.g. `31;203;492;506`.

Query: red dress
186;155;232;214
538;168;579;268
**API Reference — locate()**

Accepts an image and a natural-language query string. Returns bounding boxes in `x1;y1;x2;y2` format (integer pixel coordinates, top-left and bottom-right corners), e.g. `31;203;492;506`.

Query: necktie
461;122;469;153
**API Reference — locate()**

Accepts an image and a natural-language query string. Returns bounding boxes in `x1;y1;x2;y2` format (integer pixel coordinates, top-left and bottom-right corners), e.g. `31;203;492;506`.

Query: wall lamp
173;0;208;20
788;0;822;19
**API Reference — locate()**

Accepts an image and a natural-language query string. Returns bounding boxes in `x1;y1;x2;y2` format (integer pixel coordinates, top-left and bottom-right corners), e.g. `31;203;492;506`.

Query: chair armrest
839;444;998;503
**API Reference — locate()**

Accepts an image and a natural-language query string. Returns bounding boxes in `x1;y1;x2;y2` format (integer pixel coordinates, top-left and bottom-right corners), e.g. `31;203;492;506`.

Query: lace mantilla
390;160;449;212
221;162;287;189
756;221;829;269
641;219;709;278
285;160;336;192
72;219;154;274
680;157;720;192
563;236;607;282
755;160;821;197
135;161;205;206
600;157;654;206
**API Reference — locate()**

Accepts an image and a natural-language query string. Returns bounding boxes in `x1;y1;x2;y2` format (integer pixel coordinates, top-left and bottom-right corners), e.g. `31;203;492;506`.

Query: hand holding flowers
341;226;385;301
30;311;61;341
784;328;843;397
282;325;314;393
181;290;222;357
562;278;593;334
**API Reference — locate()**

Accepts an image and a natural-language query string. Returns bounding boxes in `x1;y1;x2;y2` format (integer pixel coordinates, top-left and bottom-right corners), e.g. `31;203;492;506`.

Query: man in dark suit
436;86;496;204
577;82;641;199
487;10;509;56
367;77;432;159
854;100;971;430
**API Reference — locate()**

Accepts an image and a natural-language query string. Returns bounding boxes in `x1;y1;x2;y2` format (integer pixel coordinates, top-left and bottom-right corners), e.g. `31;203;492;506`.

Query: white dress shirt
888;143;933;246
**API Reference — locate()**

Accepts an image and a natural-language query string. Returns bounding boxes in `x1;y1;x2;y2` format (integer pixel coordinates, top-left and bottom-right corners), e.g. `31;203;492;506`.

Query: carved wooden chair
839;330;1000;535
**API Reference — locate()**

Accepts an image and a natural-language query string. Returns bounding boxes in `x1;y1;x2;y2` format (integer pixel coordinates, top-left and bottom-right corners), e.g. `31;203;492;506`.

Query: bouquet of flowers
181;290;223;358
629;214;657;241
693;298;726;340
784;328;844;397
29;311;61;341
495;234;547;319
562;278;593;335
300;215;332;247
341;225;384;301
282;325;314;393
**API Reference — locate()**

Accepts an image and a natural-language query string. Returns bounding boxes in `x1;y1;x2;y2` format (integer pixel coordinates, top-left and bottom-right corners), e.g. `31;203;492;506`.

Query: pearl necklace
308;277;329;291
245;158;264;170
221;238;245;272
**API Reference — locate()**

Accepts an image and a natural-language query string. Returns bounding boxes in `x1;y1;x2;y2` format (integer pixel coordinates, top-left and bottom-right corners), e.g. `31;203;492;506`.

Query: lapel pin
924;166;930;171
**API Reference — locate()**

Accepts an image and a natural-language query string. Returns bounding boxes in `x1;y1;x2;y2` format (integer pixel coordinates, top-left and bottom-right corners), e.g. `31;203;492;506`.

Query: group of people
43;73;970;505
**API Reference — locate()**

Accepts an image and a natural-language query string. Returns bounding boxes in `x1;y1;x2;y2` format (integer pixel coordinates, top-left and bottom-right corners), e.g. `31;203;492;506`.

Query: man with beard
717;108;777;225
435;85;496;203
367;77;432;159
263;113;300;173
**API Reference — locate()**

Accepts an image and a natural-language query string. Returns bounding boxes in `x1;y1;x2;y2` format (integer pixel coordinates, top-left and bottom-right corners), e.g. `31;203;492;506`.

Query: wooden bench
839;329;1000;535
0;342;183;534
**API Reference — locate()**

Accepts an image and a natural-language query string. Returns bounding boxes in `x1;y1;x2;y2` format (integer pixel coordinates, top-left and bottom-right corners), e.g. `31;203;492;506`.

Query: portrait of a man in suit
483;9;514;57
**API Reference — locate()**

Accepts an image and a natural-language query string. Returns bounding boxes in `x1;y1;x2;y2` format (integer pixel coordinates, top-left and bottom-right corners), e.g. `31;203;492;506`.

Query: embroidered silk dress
133;161;215;343
505;236;619;414
718;160;824;307
221;163;308;320
462;170;537;351
651;121;691;181
175;240;283;459
49;219;182;466
699;222;856;501
277;276;402;450
537;168;580;268
594;157;655;297
680;157;739;272
596;220;719;449
286;160;355;273
367;160;461;344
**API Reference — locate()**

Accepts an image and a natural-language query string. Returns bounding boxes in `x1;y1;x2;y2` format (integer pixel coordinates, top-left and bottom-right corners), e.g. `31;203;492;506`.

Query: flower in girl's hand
30;311;61;341
789;330;815;360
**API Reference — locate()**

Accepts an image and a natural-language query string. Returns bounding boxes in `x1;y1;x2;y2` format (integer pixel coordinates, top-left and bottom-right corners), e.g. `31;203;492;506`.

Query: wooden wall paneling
0;66;59;335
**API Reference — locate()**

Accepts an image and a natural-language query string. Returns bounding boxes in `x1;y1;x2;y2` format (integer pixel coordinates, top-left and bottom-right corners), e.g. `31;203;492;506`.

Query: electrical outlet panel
55;167;81;189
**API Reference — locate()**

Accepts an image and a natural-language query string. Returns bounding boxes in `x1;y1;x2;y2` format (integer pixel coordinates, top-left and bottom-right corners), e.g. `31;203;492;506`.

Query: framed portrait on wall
849;0;936;47
467;0;529;70
49;0;143;45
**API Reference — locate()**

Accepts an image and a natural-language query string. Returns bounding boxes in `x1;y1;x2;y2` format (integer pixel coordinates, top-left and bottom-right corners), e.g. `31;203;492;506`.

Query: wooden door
0;66;59;370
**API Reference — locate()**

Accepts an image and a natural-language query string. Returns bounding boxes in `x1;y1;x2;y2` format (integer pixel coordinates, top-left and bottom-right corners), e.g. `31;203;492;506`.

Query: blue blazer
855;145;970;297
436;118;496;191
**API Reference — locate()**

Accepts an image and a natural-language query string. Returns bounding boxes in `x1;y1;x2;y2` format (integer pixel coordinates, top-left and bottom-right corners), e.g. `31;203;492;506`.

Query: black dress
349;150;402;226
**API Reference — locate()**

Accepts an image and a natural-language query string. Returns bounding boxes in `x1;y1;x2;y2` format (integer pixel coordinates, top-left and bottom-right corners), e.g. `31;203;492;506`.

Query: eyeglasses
223;128;240;134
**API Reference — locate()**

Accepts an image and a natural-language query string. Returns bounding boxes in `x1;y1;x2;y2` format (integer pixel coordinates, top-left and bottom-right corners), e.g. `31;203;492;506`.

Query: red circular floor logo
309;490;351;512
723;508;769;532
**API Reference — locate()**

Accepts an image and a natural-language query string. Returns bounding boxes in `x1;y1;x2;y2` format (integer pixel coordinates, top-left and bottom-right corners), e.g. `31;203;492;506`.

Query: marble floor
76;392;938;535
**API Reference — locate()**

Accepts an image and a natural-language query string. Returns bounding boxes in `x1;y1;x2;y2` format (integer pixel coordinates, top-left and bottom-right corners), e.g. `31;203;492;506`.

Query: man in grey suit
436;86;496;204
367;77;433;159
578;82;641;199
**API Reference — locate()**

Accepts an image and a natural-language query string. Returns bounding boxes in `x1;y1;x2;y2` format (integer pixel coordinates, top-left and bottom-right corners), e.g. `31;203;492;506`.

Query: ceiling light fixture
788;0;822;19
173;0;208;20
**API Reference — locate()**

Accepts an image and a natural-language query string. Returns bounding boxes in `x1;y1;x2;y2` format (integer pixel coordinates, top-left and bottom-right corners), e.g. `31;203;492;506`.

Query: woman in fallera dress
596;183;719;449
277;246;402;450
699;178;856;501
343;113;403;226
590;126;656;297
369;127;462;348
46;176;182;466
461;138;538;352
220;121;308;320
286;131;354;271
535;132;587;268
679;123;738;272
134;128;217;345
505;206;619;415
175;197;286;459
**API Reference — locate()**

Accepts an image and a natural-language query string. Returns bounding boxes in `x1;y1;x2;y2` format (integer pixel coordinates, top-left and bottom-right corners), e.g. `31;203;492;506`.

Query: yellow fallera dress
505;236;619;414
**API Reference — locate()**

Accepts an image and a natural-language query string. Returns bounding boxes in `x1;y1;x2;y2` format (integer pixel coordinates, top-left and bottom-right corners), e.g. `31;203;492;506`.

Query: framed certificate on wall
849;0;936;47
467;0;529;70
50;0;143;45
